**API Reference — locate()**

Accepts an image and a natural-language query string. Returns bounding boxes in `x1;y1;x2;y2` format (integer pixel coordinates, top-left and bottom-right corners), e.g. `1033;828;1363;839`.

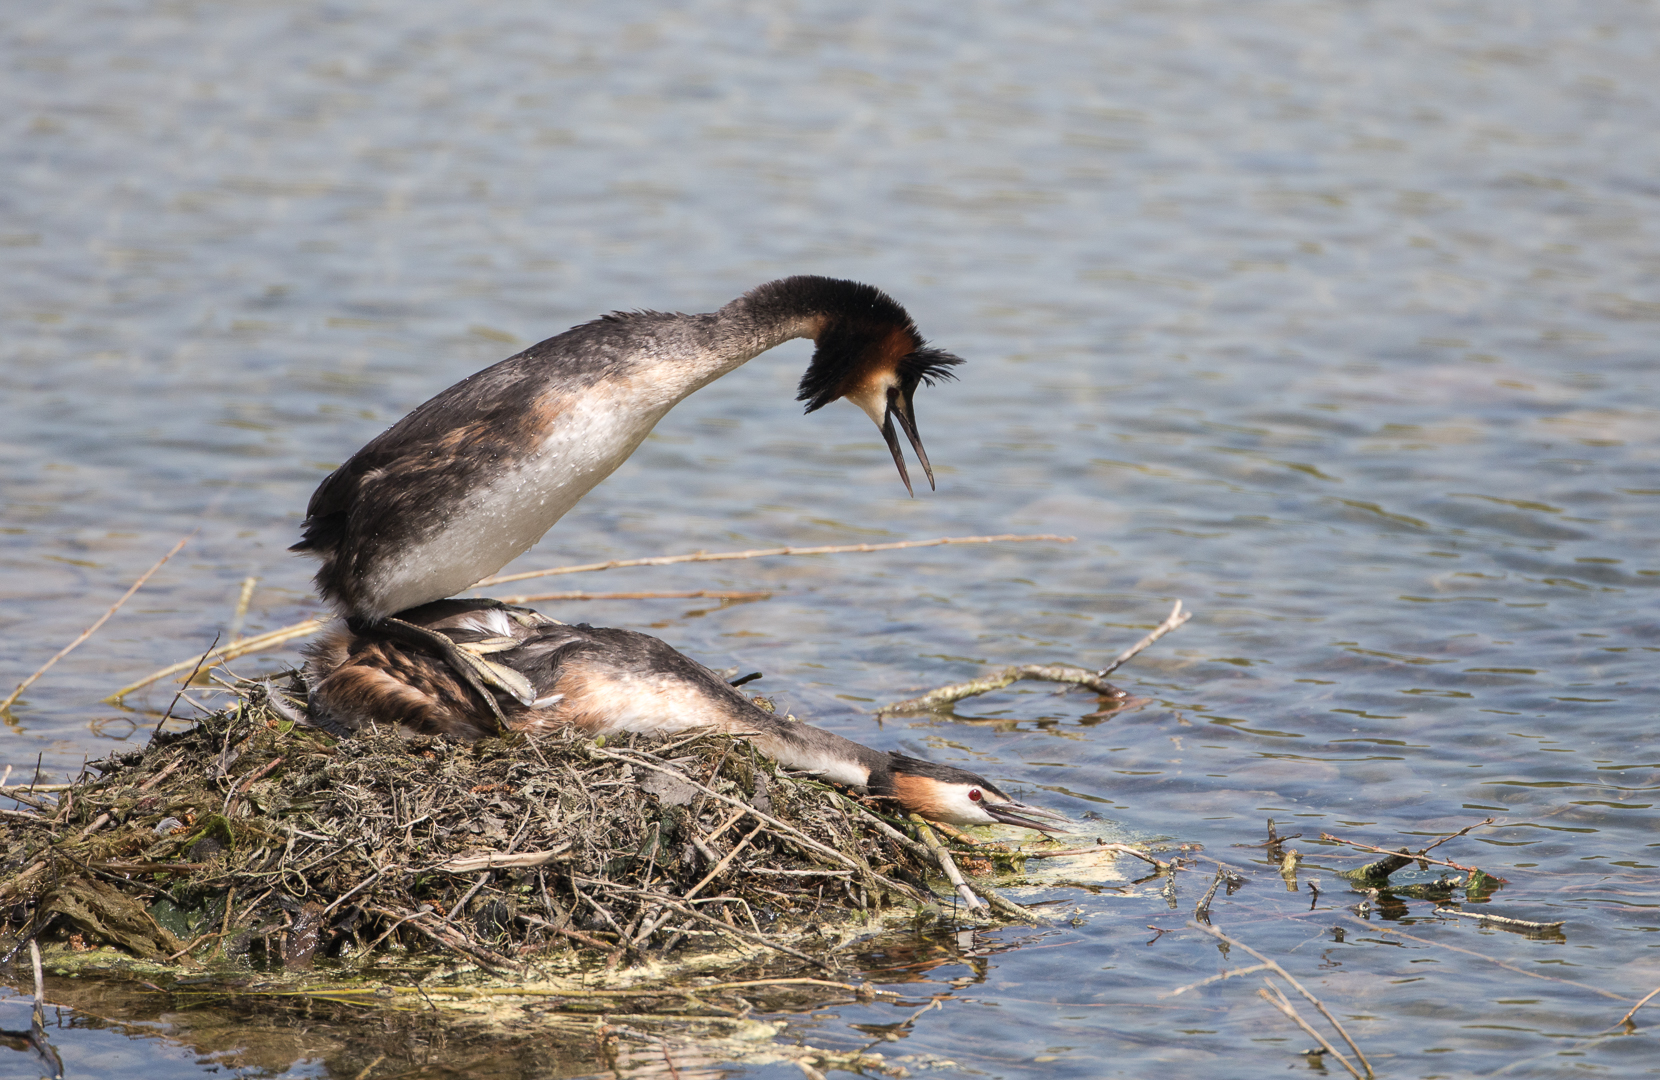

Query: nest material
0;678;964;979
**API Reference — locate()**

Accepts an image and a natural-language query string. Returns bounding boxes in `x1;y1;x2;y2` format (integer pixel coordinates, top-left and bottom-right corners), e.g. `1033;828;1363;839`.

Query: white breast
364;385;673;615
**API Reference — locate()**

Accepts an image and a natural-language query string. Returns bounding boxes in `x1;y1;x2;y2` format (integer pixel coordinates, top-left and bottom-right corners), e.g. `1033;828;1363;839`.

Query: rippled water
4;1;1659;1077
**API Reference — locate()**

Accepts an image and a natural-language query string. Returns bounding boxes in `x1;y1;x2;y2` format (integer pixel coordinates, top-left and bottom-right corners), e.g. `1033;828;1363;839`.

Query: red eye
968;788;982;802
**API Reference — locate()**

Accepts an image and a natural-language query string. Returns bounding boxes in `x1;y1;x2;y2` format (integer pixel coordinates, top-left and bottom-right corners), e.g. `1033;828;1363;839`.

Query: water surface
3;1;1658;1077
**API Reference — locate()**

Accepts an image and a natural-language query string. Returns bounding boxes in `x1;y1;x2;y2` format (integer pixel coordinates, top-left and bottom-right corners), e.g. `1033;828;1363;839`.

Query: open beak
882;385;935;496
982;797;1072;832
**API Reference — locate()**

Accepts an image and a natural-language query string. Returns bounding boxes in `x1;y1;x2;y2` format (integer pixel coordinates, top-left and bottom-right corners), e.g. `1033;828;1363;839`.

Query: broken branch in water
1096;600;1193;678
1420;816;1498;854
1618;984;1660;1029
1319;830;1506;884
876;600;1191;716
1186;922;1374;1079
5;534;191;712
1440;908;1564;934
1258;980;1362;1080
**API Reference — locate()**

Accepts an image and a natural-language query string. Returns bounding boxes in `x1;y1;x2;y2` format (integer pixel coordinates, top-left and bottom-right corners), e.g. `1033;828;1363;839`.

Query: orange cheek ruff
888;772;958;823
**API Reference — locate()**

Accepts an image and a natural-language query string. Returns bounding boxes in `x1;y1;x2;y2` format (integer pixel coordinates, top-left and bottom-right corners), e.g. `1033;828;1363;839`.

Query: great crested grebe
293;276;961;622
303;599;1068;831
291;276;961;721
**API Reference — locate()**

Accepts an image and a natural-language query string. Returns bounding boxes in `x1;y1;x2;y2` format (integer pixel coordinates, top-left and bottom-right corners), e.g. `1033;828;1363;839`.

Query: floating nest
0;676;1032;992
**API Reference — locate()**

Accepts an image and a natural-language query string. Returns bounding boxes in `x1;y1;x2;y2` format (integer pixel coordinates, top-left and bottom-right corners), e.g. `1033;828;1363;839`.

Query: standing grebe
303;600;1067;831
292;277;962;719
293;276;961;620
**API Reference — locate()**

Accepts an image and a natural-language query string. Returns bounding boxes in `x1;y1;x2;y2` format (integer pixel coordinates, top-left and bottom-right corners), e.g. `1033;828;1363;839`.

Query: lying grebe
303;600;1067;831
291;276;962;720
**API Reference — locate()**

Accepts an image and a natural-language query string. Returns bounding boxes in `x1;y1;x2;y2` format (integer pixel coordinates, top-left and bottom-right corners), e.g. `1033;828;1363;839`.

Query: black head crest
737;277;960;413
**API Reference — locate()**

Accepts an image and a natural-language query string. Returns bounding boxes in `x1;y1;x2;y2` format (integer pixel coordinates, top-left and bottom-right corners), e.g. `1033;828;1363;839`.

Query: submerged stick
1191;923;1373;1078
27;939;62;1080
877;600;1190;716
1258;980;1361;1080
475;533;1075;588
1342;918;1624;1001
5;534;191;711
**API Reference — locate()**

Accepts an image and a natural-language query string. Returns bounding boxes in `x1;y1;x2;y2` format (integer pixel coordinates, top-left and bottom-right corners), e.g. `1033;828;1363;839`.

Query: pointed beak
981;798;1072;832
883;386;935;494
879;410;916;497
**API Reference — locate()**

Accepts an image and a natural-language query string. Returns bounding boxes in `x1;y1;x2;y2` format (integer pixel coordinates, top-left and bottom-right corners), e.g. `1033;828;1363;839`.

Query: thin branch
877;601;1190;716
110;534;1073;701
474;533;1075;588
1164;963;1274;997
1098;600;1192;677
833;797;1034;920
1192;922;1373;1078
684;821;767;903
878;665;1127;716
5;534;191;711
106;616;331;702
493;589;772;604
1420;816;1498;855
1441;909;1563;934
911;815;984;912
1618;984;1660;1029
1319;831;1503;881
1258;980;1362;1080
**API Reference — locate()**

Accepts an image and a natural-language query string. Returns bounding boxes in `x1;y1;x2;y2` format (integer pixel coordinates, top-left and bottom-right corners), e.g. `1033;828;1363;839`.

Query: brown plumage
303;600;1067;830
292;277;962;623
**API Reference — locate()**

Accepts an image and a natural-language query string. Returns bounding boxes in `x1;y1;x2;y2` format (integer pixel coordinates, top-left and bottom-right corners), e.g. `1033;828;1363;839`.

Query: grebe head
780;277;964;495
881;754;1071;831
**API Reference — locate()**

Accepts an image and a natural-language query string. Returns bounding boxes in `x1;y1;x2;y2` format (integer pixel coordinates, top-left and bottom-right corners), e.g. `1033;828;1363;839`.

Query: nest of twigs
0;677;993;981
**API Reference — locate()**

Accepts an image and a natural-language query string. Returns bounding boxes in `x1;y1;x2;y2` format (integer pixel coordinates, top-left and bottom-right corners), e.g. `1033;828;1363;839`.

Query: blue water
3;1;1658;1076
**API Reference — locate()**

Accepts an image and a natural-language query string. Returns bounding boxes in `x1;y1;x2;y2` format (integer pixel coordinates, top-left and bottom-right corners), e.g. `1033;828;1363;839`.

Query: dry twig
107;616;331;702
1618;984;1660;1029
877;600;1190;716
910;815;984;912
111;533;1070;701
494;589;773;604
1441;908;1563;933
476;533;1074;588
1319;830;1503;882
5;534;190;711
